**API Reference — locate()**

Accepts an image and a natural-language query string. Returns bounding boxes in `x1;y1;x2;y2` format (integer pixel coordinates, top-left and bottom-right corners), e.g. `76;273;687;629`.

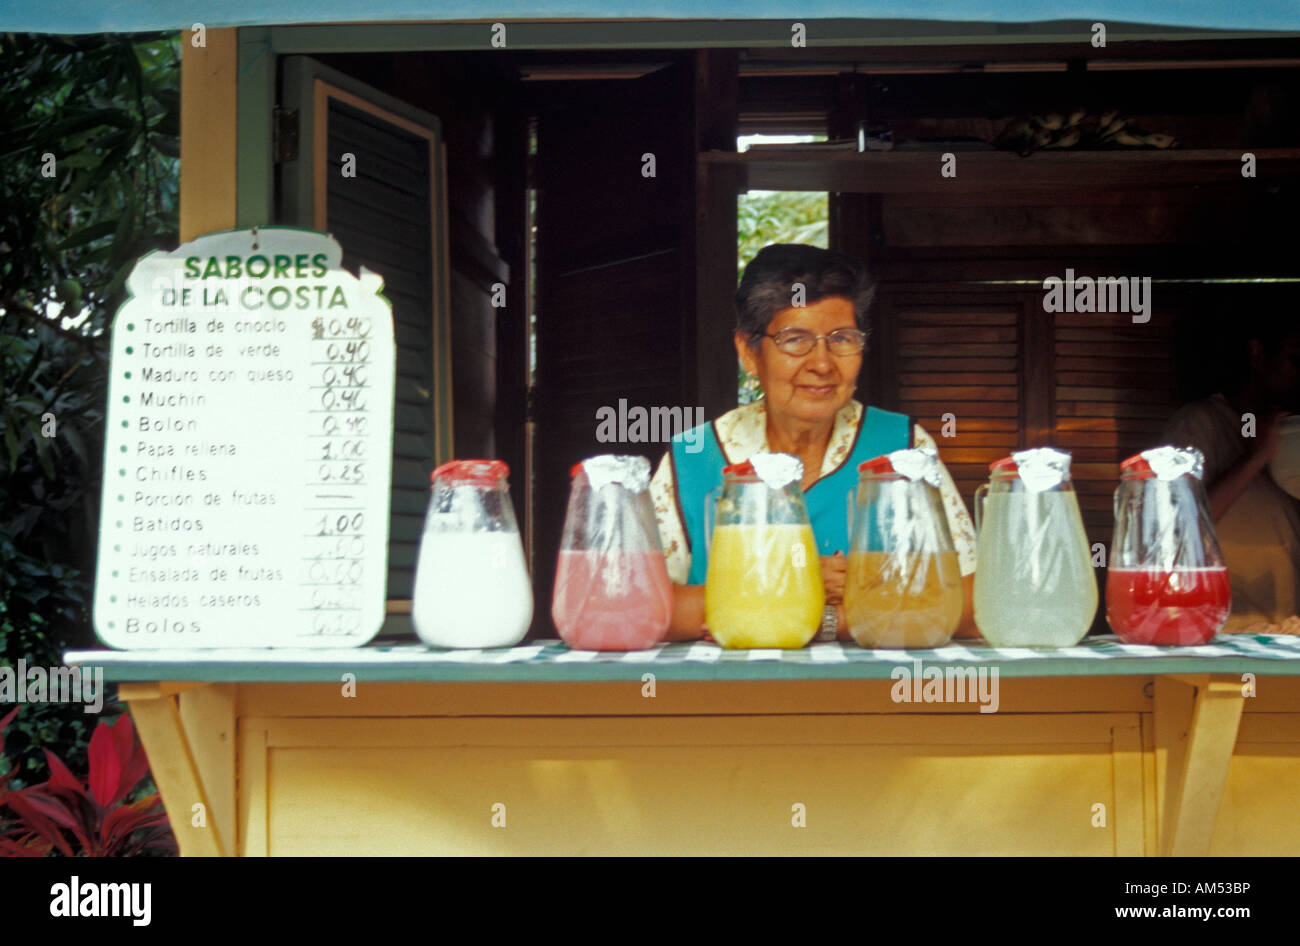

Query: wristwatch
816;603;839;642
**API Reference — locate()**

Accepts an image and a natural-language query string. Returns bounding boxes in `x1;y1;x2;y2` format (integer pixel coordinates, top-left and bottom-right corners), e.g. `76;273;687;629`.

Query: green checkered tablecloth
64;633;1300;683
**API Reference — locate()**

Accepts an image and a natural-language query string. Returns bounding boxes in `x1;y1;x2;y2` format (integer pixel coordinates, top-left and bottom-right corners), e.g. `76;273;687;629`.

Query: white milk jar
412;460;533;648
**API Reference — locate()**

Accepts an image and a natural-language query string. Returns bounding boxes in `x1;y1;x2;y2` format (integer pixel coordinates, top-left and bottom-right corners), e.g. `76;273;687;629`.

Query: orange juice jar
844;449;963;648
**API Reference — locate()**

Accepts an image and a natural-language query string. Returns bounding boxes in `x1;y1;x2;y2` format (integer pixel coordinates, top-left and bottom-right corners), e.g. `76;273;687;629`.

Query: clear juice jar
973;447;1097;647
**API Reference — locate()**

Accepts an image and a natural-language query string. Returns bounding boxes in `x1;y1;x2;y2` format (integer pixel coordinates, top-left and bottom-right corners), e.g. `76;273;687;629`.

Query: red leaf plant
0;705;177;856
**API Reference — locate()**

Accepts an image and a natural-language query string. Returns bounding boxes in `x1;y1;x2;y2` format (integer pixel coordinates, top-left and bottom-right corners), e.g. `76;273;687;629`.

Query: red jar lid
569;462;583;478
858;454;895;475
990;455;1019;474
1119;453;1155;478
431;459;509;485
722;461;755;476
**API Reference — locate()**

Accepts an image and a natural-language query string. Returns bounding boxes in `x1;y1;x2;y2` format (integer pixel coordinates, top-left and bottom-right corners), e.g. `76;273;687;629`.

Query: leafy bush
1;33;179;783
0;705;176;856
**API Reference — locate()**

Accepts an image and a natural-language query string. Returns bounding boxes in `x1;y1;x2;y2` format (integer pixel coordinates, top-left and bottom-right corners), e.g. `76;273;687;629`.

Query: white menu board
93;227;395;648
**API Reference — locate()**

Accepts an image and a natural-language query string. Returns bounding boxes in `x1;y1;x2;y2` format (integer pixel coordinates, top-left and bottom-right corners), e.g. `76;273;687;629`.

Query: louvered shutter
889;301;1022;509
280;57;452;628
1054;309;1178;542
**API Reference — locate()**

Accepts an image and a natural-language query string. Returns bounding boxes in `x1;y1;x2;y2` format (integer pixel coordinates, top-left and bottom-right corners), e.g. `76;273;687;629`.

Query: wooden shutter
279;57;452;626
1055;308;1178;541
883;299;1023;511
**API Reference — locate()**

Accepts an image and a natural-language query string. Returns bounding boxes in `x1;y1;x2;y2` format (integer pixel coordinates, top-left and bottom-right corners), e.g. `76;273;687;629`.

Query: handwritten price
313;317;373;339
320;415;367;435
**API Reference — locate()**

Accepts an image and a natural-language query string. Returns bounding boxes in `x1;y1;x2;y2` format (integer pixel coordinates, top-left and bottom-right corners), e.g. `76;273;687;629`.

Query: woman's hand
820;552;847;605
665;582;708;641
952;572;981;639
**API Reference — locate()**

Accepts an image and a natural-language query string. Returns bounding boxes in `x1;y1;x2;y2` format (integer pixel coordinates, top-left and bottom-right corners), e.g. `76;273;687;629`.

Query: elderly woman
650;243;978;640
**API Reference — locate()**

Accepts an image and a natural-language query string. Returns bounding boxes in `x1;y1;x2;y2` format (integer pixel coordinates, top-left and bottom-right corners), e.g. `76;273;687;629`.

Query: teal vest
670;405;911;585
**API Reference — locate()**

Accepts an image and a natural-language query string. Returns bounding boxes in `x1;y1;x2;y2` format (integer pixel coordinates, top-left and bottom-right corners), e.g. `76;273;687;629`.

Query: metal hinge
272;107;299;163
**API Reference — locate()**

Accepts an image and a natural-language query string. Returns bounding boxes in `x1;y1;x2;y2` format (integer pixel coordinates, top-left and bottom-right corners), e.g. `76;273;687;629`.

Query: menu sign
93;228;395;648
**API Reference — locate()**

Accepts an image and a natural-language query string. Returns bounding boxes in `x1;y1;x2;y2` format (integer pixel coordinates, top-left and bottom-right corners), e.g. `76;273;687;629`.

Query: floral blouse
649;398;978;584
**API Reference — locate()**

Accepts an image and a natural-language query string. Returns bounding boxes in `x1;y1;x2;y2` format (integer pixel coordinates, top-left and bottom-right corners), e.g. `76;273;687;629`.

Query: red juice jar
1105;447;1230;645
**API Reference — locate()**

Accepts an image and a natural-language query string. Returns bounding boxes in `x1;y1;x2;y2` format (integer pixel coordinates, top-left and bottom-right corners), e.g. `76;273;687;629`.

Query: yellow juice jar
704;454;824;649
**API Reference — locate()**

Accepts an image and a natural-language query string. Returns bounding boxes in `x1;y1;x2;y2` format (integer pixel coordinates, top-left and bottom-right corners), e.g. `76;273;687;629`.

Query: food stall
67;639;1300;856
24;2;1300;856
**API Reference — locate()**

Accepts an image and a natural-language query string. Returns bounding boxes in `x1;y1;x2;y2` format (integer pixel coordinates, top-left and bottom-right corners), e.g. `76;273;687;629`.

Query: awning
1;2;1297;36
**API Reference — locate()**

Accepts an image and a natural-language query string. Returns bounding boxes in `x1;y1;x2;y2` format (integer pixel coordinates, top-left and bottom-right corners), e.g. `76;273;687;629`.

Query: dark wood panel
706;148;1300;194
894;310;1018;325
1055;341;1174;358
921;431;1020;447
533;62;695;638
902;400;1020;417
328;168;434;221
1054;328;1172;343
1056;400;1176;418
912;416;1020;432
1054;430;1155;448
330;221;432;276
903;385;1019;401
1056;356;1174;373
1058;386;1176;403
389;486;427;517
902;357;1019;372
901;343;1018;357
1056;372;1177;388
900;325;1019;343
900;372;1019;386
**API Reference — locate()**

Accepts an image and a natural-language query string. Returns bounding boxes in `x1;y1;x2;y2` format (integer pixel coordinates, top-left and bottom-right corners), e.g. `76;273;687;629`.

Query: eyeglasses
758;328;867;357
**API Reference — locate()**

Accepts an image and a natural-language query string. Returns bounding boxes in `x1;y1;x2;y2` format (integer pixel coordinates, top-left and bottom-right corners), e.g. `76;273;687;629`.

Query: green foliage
737;190;829;277
1;706;176;856
0;33;180;785
735;190;829;403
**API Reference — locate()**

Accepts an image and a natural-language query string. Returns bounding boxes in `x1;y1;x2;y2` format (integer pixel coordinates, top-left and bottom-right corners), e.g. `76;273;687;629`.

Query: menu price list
93;228;395;649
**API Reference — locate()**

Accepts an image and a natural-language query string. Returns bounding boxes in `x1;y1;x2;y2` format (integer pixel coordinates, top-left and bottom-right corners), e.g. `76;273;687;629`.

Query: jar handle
846;484;857;541
704;487;722;557
974;482;990;534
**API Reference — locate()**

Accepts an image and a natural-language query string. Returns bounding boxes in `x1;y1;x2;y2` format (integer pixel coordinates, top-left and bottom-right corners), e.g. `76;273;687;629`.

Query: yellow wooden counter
66;636;1300;856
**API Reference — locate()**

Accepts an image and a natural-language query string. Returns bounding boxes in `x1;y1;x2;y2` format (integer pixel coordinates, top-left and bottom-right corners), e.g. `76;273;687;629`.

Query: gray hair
735;244;875;349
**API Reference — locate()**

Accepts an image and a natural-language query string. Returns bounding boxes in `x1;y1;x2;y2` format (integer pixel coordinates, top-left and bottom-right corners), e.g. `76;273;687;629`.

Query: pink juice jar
551;455;673;651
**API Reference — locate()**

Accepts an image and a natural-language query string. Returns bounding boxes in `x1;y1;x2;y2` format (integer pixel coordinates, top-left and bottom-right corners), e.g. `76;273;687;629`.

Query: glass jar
844;449;963;648
1106;446;1230;645
552;455;673;651
973;447;1097;646
411;459;532;648
704;453;824;649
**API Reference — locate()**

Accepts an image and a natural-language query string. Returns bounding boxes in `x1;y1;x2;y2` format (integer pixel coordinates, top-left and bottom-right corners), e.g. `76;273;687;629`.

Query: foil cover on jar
749;451;804;490
581;454;651;493
1141;445;1205;481
887;446;942;488
1011;447;1073;492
